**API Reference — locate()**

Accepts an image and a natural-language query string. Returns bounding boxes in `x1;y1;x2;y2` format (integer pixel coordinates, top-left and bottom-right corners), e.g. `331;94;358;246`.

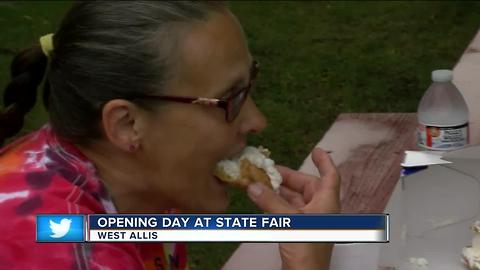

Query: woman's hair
0;1;225;146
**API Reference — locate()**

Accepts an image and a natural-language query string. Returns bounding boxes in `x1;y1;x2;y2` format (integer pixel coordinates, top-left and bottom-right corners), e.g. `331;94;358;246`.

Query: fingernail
248;183;263;197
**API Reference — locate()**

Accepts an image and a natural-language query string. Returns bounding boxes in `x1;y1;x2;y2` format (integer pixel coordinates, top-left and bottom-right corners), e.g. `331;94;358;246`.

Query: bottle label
417;123;468;150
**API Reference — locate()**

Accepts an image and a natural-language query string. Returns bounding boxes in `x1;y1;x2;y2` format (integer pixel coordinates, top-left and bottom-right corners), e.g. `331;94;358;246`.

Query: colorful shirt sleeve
0;125;188;270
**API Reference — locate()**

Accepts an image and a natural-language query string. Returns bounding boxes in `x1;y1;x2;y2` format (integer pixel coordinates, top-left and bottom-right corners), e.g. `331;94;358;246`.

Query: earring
128;144;138;152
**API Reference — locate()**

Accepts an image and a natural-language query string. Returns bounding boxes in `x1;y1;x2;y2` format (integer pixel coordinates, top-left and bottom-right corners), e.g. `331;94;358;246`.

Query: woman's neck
76;142;174;214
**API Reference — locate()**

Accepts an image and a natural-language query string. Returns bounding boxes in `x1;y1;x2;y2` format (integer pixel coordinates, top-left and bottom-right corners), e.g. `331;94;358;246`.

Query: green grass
0;1;71;137
1;1;480;269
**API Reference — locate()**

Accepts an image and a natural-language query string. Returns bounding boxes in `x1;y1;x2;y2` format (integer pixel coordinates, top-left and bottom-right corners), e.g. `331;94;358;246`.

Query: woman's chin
189;199;230;214
198;178;230;213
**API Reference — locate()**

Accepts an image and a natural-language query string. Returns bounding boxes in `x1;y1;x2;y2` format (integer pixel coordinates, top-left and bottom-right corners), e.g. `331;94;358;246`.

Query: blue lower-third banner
86;214;388;243
36;214;389;242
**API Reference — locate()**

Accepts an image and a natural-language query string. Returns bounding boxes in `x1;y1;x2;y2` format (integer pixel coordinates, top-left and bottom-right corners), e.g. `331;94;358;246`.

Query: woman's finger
279;186;306;208
311;148;340;191
302;180;322;203
276;165;316;193
247;183;297;214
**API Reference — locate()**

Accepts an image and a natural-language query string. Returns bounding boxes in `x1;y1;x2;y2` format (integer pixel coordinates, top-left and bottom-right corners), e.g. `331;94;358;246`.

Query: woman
0;2;340;269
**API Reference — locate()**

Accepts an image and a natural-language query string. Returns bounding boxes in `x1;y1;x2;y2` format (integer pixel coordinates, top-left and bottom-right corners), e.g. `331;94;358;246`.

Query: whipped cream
240;146;282;190
463;247;480;270
462;221;480;269
216;160;240;181
217;146;283;190
409;257;429;269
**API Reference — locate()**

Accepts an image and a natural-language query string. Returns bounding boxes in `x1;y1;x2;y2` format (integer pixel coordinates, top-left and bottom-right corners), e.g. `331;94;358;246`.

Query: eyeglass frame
125;60;259;123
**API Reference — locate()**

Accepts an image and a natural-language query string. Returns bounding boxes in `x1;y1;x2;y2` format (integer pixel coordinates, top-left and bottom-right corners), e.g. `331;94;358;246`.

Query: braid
0;46;47;145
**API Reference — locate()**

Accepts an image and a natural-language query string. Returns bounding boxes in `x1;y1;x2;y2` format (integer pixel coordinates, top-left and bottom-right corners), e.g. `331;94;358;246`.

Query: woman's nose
238;96;267;134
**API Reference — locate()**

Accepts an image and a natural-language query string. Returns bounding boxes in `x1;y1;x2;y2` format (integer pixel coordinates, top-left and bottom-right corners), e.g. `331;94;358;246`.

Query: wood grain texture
333;113;417;213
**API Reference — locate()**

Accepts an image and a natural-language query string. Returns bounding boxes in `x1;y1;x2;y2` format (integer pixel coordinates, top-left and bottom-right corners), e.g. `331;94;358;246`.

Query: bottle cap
431;69;453;82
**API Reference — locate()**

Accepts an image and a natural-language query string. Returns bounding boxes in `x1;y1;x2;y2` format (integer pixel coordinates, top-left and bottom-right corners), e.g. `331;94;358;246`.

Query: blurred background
1;1;479;269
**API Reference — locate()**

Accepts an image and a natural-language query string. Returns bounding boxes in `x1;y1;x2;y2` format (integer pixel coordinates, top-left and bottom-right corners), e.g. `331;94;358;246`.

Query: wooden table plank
299;113;417;213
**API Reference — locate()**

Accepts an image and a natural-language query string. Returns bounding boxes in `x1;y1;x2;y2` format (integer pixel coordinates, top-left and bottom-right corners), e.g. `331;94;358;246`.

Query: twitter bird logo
49;218;72;238
37;215;84;242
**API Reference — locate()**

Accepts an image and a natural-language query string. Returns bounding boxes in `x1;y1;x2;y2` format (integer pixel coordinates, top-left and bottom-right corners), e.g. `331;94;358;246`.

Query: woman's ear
101;99;143;152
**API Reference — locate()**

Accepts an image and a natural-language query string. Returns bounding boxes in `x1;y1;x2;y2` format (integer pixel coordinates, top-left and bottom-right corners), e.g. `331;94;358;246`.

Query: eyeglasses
127;60;259;123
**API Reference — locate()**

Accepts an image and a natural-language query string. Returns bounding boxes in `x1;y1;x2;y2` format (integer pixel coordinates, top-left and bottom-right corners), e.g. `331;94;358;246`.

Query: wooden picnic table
299;113;418;213
224;112;418;270
300;113;418;270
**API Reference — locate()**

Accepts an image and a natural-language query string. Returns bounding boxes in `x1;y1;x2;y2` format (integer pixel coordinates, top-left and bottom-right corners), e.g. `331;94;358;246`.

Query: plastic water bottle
417;69;469;150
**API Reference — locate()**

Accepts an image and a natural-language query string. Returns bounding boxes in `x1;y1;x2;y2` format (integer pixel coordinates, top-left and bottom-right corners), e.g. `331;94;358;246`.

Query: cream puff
214;146;282;191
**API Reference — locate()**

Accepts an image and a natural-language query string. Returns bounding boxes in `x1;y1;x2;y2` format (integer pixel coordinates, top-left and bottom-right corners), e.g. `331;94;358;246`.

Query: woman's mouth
214;175;227;187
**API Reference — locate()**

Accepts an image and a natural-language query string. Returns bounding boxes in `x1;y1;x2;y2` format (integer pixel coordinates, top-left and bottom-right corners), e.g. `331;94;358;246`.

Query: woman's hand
247;148;340;270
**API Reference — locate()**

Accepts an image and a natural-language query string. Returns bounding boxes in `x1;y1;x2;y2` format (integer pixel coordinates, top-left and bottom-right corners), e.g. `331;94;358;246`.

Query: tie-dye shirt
0;124;188;270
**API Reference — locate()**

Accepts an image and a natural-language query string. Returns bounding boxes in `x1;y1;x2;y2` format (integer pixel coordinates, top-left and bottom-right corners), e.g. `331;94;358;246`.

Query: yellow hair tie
39;33;54;58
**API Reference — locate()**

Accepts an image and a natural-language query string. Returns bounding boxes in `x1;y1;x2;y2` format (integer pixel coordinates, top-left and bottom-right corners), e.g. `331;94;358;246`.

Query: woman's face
138;10;267;213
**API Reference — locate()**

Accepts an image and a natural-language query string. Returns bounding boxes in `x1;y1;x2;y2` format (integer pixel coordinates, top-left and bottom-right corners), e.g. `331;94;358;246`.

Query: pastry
214;146;282;191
